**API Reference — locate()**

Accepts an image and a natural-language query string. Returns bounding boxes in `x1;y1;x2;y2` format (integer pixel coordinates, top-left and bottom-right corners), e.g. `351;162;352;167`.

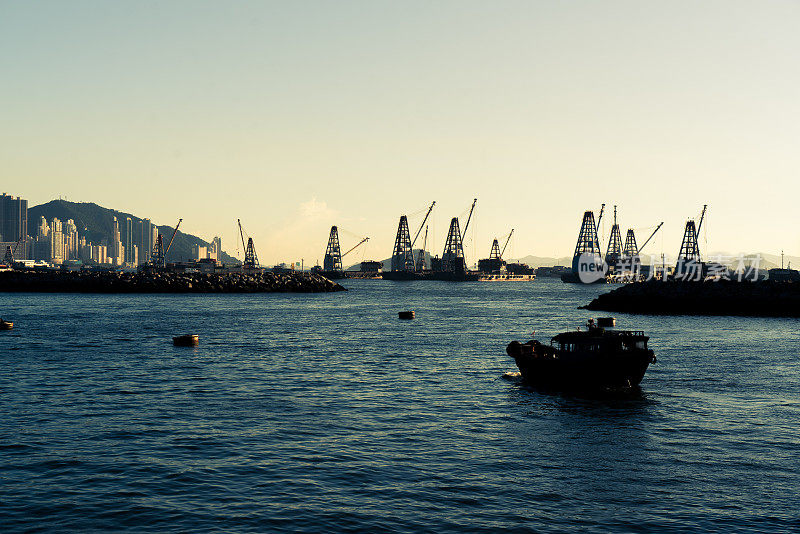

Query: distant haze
3;1;799;264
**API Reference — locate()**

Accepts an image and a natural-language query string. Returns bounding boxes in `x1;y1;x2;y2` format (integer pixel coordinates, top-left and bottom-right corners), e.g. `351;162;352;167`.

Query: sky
2;1;799;266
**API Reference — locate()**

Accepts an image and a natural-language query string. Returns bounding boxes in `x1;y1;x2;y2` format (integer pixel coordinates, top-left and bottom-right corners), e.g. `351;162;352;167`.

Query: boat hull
478;274;535;281
382;271;481;282
507;340;654;391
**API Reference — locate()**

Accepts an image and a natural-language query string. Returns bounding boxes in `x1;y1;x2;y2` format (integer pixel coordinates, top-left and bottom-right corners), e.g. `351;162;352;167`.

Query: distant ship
506;318;656;391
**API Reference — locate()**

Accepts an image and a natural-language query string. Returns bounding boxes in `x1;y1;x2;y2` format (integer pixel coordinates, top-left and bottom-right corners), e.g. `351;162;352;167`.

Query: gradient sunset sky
3;1;798;265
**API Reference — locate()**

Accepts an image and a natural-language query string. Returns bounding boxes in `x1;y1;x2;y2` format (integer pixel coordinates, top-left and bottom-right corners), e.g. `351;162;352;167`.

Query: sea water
1;278;798;532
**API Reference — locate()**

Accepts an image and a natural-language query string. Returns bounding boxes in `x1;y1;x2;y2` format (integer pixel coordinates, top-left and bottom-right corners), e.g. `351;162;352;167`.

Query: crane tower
323;226;343;272
391;216;414;272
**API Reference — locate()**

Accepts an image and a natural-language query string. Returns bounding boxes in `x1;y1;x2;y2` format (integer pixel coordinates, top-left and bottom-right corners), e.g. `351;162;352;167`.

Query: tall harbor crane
323;226;342;272
3;238;24;267
605;206;623;269
678;205;707;262
238;219;259;269
150;218;182;269
442;199;477;273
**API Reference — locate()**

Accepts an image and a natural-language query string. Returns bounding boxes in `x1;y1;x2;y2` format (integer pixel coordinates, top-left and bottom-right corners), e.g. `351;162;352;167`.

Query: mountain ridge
28;200;238;264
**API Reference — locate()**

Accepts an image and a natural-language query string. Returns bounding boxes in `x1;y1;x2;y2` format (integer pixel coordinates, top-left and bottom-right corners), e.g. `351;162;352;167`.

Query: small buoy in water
173;334;199;346
398;311;415;320
0;319;13;330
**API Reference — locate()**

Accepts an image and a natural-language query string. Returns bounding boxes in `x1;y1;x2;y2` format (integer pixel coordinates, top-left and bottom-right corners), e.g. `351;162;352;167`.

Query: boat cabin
551;318;648;354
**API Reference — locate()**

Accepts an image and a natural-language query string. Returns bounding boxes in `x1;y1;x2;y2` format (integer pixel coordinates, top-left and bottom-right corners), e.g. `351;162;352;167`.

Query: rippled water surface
1;279;799;532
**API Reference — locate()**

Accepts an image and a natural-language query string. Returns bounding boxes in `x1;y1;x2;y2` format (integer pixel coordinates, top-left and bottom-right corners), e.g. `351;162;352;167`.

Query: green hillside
28;200;238;264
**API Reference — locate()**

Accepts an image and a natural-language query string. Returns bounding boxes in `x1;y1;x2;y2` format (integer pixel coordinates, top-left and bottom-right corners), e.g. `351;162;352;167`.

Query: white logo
577;253;608;283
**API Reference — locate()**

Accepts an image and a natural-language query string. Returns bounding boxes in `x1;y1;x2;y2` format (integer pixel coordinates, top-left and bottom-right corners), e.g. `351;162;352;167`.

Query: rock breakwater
0;270;346;293
583;280;800;317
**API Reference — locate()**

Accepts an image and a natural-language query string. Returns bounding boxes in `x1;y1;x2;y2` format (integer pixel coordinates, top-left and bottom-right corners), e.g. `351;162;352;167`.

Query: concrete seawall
583;280;800;317
0;270;346;293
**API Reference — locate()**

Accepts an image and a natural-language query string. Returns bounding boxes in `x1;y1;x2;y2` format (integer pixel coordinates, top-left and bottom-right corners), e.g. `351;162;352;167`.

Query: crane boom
596;203;606;228
595;203;606;251
638;222;663;253
164;219;182;256
500;229;514;258
410;201;435;272
342;237;369;257
238;219;247;253
410;201;435;248
462;198;478;235
696;204;708;235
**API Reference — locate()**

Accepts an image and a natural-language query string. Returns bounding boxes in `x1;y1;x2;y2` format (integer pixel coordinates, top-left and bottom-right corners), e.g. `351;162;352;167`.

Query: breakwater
0;269;346;293
583;280;800;317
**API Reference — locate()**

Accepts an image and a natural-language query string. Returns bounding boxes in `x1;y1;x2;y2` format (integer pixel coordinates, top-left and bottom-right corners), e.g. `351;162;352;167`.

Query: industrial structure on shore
311;198;537;282
562;203;722;283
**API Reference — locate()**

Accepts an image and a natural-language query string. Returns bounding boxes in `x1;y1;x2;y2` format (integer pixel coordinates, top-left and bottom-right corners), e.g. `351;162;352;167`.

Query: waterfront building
192;244;208;261
124;217;134;265
140;218;154;265
111;217;122;265
36;216;49;240
211;236;222;261
50;218;64;264
0;193;28;246
64;219;79;260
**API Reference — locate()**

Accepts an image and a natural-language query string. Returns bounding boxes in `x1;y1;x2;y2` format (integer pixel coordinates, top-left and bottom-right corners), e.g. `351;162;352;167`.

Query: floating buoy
173;334;199;346
0;319;13;330
398;311;415;320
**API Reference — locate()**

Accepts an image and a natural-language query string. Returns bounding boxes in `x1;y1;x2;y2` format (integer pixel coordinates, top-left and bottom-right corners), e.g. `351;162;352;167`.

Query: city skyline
3;2;799;263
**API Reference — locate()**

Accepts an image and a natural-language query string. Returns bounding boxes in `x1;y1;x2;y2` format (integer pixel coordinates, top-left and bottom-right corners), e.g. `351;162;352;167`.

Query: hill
28;200;238;264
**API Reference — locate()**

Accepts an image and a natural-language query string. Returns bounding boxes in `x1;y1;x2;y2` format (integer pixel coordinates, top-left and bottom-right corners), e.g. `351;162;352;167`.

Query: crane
595;203;606;251
638;222;664;253
238;219;259;268
147;218;181;269
342;237;369;258
410;201;435;272
500;229;514;259
238;219;247;254
696;204;708;235
462;198;478;235
164;218;182;257
416;225;429;271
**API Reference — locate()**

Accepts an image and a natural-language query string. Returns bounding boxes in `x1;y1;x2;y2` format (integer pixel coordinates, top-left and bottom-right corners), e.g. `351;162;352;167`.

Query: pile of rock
583;280;800;317
0;269;346;293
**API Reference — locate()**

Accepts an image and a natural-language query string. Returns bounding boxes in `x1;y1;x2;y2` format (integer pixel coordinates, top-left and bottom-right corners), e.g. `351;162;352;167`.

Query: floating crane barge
383;199;482;282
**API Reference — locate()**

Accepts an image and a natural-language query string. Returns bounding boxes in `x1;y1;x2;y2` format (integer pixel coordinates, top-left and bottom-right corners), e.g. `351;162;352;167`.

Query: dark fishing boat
506;317;655;391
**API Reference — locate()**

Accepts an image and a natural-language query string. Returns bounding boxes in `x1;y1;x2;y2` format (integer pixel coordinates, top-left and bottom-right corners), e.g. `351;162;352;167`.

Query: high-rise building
0;193;29;260
64;219;79;260
0;193;28;244
211;236;222;261
124;217;134;265
36;216;49;240
50;218;64;263
140;218;155;265
111;217;122;265
192;243;208;261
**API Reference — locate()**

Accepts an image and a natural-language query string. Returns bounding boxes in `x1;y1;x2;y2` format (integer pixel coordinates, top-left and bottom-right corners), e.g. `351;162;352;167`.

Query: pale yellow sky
2;1;799;265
